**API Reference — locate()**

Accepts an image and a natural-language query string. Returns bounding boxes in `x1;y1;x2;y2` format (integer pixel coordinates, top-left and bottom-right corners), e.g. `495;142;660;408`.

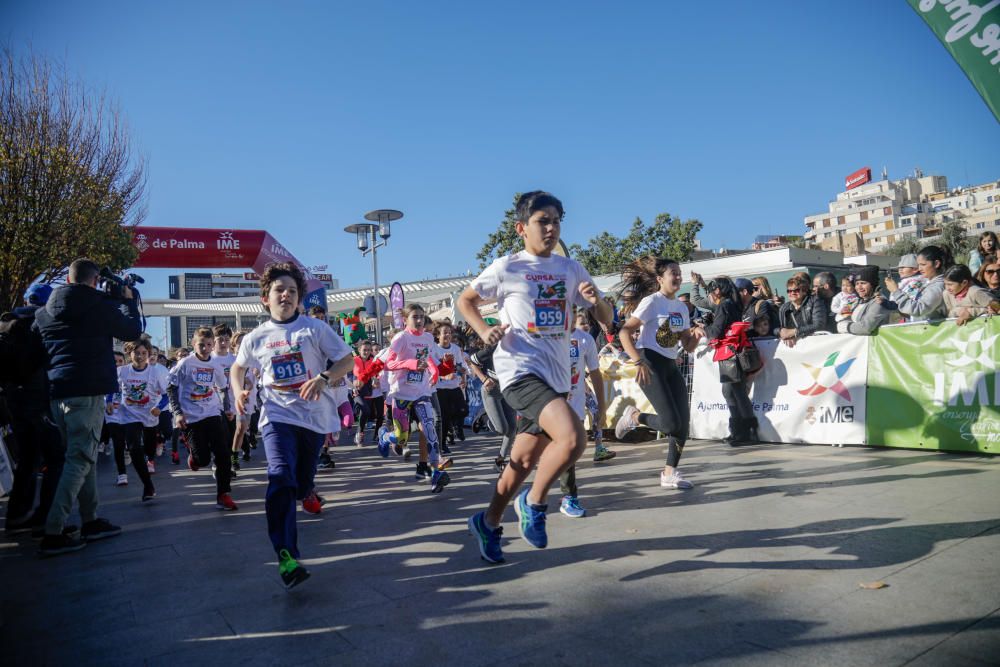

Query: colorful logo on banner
798;351;856;401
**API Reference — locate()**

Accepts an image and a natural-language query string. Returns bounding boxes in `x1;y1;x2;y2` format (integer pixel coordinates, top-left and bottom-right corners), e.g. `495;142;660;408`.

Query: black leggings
437;387;467;441
121;422;157;490
185;415;231;495
637;349;689;466
356;396;385;434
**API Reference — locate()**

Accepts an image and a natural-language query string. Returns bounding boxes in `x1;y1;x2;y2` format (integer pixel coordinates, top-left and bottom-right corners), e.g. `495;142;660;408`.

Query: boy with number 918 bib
458;191;613;564
230;262;354;590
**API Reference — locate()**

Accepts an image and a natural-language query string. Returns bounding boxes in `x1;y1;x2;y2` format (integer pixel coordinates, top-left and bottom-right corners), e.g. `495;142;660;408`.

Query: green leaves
572;213;703;275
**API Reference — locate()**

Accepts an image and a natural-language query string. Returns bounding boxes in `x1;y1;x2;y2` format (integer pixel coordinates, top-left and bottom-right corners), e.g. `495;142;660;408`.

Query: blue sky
6;0;1000;304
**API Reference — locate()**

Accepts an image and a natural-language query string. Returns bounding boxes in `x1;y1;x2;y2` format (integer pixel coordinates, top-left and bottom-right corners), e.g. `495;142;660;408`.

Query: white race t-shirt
169;355;230;424
387;329;436;402
211;352;236;412
118;363;170;427
432;342;467;390
632;292;690;360
106;389;125;425
235;314;352;433
471;251;597;393
567;329;599;419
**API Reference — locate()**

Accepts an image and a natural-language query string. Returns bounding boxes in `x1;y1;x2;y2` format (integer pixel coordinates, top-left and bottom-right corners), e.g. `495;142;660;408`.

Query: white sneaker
354;429;364;446
155;443;164;457
660;469;693;490
116;473;128;487
147;460;155;474
614;405;640;440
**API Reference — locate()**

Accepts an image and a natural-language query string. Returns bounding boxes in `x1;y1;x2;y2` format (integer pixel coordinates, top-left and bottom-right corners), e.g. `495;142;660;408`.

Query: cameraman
33;258;143;556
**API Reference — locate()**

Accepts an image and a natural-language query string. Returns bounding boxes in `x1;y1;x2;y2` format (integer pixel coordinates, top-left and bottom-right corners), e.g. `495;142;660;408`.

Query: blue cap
25;283;53;306
734;278;754;292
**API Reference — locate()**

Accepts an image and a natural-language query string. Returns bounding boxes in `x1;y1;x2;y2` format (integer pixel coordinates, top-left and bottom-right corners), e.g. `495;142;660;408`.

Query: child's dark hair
619;256;678;317
212;323;233;338
308;305;327;317
943;264;973;284
403;303;425;318
260;262;307;303
433;320;452;339
123;339;152;355
515;191;564;223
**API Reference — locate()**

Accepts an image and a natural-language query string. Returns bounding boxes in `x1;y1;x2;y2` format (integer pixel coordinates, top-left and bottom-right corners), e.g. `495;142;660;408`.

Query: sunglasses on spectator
986;269;999;275
787;288;802;293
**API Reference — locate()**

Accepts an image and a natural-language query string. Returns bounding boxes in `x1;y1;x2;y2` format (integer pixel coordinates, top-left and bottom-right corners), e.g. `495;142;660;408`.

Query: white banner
690;334;868;445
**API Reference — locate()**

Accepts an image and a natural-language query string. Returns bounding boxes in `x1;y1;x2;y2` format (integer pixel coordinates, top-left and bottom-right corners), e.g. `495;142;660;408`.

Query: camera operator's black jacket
33;284;142;399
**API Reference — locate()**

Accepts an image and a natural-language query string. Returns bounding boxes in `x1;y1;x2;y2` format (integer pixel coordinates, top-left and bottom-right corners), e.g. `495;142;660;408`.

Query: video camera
99;268;144;301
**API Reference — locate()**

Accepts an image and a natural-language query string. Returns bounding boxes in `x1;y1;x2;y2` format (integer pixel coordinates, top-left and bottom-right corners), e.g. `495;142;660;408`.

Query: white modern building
804;169;1000;252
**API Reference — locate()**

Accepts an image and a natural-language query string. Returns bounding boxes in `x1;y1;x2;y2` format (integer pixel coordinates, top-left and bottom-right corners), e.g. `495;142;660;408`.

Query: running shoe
377;431;391;458
171;451;180;465
39;533;87;557
660;469;694;490
559;495;586;518
437;456;454;471
147;460;155;475
430;468;450;494
468;511;504;564
593;445;617;462
414;462;432;482
614;405;640;440
493;456;507;474
354;429;364;447
80;518;122;541
116;473;128;487
187;454;199;471
402;445;412;461
318;452;335;469
216;493;239;511
278;549;310;590
302;492;322;515
142;486;156;502
231;452;241;471
514;488;548;549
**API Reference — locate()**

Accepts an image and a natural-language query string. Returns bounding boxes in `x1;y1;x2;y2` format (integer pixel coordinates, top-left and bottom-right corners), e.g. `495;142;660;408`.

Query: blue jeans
262;421;324;558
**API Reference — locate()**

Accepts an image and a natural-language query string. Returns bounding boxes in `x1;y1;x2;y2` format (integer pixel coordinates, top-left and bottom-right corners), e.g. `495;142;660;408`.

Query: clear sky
6;0;1000;306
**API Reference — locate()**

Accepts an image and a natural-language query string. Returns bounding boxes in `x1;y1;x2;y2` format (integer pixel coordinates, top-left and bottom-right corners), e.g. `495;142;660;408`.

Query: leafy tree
476;193;523;269
886;235;921;258
571;213;703;275
885;219;973;264
0;49;145;310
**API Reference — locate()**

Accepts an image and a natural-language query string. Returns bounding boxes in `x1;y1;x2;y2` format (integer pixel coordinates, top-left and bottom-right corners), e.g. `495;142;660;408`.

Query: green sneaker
278;549;310;590
593;445;617;462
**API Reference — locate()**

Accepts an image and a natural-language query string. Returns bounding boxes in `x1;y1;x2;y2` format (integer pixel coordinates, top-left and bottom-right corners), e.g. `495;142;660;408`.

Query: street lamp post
344;209;403;346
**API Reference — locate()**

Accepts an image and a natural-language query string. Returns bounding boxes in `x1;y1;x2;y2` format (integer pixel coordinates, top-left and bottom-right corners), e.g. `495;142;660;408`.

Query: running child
211;324;241;463
107;352;128;483
432;322;469;449
614;256;704;489
229;331;259;475
167;327;238;511
116;339;170;502
230;262;354;589
384;306;452;491
458;190;612;563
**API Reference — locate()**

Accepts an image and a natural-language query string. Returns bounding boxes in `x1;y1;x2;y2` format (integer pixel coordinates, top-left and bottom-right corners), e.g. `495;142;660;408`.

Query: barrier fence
602;318;999;455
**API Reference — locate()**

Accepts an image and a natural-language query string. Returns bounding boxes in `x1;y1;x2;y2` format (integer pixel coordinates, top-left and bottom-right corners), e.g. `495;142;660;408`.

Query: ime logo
217;231;240;251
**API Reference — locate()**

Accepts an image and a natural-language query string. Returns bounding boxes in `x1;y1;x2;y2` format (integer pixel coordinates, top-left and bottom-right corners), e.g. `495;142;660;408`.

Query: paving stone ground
2;430;998;666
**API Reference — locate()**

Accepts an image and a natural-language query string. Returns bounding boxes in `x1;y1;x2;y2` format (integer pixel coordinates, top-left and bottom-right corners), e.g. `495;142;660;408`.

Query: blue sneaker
468;511;504;563
430;468;450;494
559;495;586;518
513;488;547;548
377;427;390;458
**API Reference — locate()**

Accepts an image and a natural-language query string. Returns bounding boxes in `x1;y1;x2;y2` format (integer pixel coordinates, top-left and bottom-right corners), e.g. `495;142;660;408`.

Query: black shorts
501;374;566;437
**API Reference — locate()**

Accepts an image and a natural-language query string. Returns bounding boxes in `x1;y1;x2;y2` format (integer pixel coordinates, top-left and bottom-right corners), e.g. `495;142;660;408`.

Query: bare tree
0;47;145;310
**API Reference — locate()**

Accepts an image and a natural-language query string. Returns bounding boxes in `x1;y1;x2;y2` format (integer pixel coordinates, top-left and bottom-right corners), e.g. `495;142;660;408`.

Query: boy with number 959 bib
458;191;613;564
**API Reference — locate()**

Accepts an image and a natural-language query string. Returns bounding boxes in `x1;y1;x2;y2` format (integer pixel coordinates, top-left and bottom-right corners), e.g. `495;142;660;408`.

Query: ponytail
618;256;677;318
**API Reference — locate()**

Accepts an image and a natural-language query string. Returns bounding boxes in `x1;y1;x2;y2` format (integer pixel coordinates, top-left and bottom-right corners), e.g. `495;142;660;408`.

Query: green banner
907;0;1000;123
867;318;1000;454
